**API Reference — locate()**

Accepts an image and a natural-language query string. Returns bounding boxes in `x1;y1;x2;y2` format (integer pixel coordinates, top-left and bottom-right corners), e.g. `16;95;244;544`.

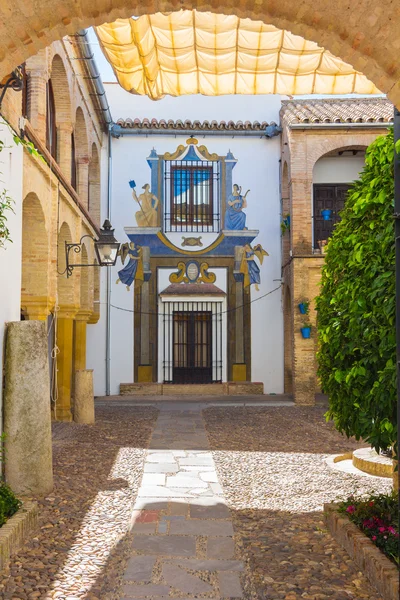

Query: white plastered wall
87;90;284;395
0;124;24;421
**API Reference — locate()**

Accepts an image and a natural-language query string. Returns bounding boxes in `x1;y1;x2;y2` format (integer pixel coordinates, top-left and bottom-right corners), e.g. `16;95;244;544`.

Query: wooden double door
172;311;212;384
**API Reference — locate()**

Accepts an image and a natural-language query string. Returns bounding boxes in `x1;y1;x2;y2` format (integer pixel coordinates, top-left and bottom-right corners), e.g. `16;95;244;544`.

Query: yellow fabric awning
96;11;380;100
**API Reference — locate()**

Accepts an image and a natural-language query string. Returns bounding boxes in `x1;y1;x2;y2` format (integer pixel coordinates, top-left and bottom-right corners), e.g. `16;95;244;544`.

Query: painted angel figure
129;180;159;227
116;241;144;291
240;243;269;291
224;184;250;230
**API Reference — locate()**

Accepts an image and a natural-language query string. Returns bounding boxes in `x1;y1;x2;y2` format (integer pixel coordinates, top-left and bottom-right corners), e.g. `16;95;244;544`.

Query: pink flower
379;527;386;533
372;536;377;541
369;501;374;506
346;505;356;514
388;527;396;534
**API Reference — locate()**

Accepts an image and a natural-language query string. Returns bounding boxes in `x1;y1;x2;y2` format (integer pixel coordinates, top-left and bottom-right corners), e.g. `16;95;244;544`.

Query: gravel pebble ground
0;406;157;600
203;406;393;600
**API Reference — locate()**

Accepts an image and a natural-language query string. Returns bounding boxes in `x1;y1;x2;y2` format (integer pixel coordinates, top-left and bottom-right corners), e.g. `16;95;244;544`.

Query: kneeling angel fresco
240;243;269;291
116;242;144;291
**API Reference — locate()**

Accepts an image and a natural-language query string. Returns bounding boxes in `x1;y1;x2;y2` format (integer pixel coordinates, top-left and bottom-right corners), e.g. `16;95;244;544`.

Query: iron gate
162;301;223;384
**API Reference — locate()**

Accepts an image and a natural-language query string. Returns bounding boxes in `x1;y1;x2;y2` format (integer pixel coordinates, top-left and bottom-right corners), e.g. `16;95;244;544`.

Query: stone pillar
4;321;53;495
232;246;246;381
25;51;48;144
74;370;95;424
56;305;78;421
77;158;89;209
138;247;153;382
73;311;91;372
58;123;72;182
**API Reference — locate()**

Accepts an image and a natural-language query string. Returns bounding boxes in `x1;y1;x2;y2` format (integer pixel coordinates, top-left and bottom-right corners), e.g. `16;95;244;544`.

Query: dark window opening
313;184;351;250
46;79;57;160
21;65;29;120
71;132;77;191
164;160;220;232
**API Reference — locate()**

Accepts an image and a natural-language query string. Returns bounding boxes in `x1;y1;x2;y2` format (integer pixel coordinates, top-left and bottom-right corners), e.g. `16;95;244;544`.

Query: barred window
164;160;220;232
313;184;350;249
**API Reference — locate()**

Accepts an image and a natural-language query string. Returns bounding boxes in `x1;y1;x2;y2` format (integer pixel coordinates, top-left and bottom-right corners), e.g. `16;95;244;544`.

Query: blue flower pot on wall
321;209;332;221
298;303;307;314
300;326;311;339
284;215;290;228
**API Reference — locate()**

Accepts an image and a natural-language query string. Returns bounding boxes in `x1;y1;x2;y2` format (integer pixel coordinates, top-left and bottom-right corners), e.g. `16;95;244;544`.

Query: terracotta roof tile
280;97;393;126
115;118;274;131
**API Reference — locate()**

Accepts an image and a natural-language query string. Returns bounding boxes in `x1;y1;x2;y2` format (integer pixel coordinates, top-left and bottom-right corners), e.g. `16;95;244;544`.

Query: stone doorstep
119;382;264;396
324;503;399;600
0;501;39;573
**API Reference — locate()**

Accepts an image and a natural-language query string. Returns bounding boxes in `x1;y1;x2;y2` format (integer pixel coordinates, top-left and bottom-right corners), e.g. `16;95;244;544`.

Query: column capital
57;304;80;319
75;309;93;322
22;296;55;321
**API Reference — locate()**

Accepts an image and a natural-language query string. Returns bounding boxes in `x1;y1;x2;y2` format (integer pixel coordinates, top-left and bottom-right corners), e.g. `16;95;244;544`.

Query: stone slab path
120;405;244;599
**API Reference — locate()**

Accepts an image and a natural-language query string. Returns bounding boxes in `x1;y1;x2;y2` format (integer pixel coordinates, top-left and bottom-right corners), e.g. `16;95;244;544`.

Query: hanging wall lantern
64;219;120;278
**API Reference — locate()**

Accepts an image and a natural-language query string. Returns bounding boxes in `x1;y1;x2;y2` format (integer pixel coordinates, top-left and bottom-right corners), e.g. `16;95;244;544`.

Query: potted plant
321;208;332;221
318;239;328;254
280;214;290;235
300;323;312;339
298;300;309;315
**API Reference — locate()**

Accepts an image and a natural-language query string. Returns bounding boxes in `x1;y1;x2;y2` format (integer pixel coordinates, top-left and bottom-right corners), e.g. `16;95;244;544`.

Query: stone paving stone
170;559;244;571
200;471;219;483
166;475;208;488
162;563;214;594
135;510;160;523
190;501;231;519
132;535;197;556
170;519;234;536
169;501;189;516
138;485;192;497
134;498;169;510
123;555;157;582
179;457;214;466
122;583;170;597
147;453;177;464
207;537;236;559
157;521;168;533
218;571;243;598
211;482;224;494
141;473;166;486
144;463;179;473
132;522;156;534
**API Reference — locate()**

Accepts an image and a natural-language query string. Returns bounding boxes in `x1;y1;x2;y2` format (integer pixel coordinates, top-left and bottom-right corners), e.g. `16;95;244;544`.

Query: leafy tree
316;130;397;454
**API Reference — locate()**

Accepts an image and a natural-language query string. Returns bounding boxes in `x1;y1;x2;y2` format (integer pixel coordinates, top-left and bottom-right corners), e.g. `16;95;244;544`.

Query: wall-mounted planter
298;302;309;315
321;209;332;221
300;326;311;339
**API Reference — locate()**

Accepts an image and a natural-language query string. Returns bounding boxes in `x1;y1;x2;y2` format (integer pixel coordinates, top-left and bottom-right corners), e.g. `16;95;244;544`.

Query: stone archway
21;192;50;320
0;2;399;105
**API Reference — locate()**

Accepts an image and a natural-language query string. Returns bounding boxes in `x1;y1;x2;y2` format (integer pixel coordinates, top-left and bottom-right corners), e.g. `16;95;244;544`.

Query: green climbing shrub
316;130;397;454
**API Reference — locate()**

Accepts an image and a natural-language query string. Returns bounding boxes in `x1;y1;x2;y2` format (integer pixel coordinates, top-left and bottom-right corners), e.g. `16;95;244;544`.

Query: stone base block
232;364;247;381
0;501;38;573
228;381;264;395
4;321;53;496
74;370;95;424
120;383;163;395
165;383;228;396
324;503;399;600
138;365;153;382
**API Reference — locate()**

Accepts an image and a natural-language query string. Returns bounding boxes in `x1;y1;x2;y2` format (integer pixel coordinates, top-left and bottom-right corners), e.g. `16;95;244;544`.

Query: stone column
56;305;78;421
4;321;53;495
25;51;48;144
74;370;95;424
57;123;73;182
73;310;91;372
77;158;89;209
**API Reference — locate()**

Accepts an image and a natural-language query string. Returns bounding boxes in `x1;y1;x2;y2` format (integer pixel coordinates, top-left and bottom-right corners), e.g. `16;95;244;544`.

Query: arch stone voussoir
0;2;399;105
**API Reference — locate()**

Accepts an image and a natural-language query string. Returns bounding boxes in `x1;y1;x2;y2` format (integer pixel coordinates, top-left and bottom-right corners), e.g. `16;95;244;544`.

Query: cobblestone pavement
120;404;245;599
203;406;393;600
0;406;157;600
1;401;394;600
